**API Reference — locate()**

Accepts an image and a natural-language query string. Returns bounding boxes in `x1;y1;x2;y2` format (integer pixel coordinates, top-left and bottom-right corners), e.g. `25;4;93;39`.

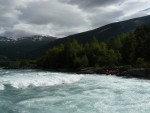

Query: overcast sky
0;0;150;38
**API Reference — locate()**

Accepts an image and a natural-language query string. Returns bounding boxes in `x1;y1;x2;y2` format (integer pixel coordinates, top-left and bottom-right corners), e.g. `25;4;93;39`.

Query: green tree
121;33;137;64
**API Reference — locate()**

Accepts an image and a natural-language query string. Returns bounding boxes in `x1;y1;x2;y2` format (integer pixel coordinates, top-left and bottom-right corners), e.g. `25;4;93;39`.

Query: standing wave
0;70;84;90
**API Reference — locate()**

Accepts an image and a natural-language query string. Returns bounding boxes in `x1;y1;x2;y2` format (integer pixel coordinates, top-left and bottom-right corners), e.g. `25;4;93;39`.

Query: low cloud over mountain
0;0;150;38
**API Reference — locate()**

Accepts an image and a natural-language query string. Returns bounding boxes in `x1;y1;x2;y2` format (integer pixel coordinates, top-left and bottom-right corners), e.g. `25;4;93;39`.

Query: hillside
0;15;150;60
38;24;150;71
47;15;150;48
0;35;56;60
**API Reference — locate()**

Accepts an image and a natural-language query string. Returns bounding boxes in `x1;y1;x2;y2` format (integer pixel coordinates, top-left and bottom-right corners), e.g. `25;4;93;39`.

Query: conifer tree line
37;25;150;69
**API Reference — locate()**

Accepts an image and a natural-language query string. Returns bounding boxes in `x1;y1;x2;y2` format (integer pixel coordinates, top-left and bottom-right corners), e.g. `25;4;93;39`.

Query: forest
37;25;150;70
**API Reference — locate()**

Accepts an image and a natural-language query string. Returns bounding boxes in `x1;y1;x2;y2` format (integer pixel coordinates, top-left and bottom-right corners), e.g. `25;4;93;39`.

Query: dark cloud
18;0;87;27
0;0;149;38
60;0;122;9
0;0;20;27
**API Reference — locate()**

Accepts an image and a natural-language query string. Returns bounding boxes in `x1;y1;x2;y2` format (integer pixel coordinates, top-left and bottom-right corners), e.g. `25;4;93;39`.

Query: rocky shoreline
47;67;150;80
77;67;150;79
117;68;150;79
2;66;150;80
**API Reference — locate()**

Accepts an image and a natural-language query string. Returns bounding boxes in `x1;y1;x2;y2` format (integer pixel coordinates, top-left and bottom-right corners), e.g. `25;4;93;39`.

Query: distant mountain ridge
65;15;150;42
0;35;56;42
47;15;150;48
1;15;150;60
0;35;57;60
0;36;13;41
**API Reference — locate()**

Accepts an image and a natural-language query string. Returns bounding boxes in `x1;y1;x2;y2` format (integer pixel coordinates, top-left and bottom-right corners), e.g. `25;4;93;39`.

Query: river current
0;69;150;113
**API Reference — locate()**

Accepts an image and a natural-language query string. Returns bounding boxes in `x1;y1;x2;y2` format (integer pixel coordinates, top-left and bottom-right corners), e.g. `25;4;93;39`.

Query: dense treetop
37;25;150;69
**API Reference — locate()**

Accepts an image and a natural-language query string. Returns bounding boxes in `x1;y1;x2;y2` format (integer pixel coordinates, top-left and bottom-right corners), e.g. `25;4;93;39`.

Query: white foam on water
0;83;4;90
0;71;84;90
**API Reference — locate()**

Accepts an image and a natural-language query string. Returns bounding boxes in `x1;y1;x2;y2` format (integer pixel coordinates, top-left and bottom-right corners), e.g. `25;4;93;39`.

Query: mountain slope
1;15;150;60
66;15;150;42
47;15;150;47
0;35;56;60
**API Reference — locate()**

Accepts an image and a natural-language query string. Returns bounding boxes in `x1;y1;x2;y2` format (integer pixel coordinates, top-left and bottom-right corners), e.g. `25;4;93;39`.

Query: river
0;69;150;113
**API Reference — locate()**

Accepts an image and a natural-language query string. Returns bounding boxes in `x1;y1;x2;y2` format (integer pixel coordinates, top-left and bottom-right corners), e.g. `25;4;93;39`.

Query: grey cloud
54;31;77;37
89;8;124;28
142;8;150;12
1;29;35;38
0;0;23;28
0;0;149;38
120;11;150;21
18;0;88;27
60;0;122;9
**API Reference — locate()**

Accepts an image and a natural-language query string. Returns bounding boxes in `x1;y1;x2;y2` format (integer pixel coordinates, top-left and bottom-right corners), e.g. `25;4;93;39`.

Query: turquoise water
0;69;150;113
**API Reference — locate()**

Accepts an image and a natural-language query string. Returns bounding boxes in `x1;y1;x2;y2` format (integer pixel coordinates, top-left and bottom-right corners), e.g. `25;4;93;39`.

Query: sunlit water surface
0;69;150;113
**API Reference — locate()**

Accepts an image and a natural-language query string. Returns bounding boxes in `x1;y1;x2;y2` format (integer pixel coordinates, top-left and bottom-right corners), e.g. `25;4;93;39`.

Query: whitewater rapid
0;69;150;113
0;69;84;90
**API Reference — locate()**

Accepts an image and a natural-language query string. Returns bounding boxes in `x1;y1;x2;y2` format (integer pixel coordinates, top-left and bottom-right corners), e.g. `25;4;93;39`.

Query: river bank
77;67;150;79
2;65;150;80
43;67;150;80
